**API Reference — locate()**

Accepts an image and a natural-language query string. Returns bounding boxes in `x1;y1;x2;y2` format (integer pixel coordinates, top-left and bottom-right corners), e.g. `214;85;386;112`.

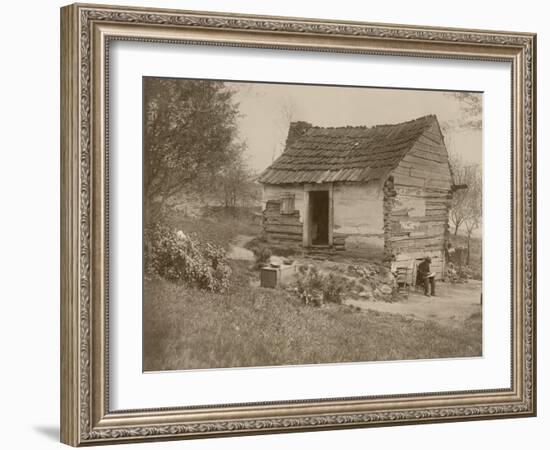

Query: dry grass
143;261;482;371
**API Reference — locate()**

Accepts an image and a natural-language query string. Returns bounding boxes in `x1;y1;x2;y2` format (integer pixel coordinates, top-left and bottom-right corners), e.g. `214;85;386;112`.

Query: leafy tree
143;78;241;220
215;144;260;209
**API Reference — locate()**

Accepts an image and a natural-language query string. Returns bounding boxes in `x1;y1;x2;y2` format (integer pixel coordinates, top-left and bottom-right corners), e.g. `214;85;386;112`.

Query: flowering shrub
294;265;348;306
145;225;231;292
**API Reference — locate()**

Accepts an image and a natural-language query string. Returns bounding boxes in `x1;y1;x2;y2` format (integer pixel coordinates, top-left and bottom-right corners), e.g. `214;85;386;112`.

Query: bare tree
443;91;483;264
462;165;482;264
442;92;482;132
448;154;482;263
448;153;469;236
272;96;297;159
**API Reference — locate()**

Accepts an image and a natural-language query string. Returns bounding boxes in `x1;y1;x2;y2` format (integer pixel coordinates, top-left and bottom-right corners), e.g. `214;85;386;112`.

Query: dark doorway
310;191;329;246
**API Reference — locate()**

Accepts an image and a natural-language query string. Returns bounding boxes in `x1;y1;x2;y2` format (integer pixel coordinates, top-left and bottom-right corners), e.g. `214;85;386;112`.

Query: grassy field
162;206;261;249
143;261;481;371
143;207;482;371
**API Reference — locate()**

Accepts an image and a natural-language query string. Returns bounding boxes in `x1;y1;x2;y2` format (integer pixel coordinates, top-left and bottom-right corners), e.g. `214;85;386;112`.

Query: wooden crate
260;265;297;288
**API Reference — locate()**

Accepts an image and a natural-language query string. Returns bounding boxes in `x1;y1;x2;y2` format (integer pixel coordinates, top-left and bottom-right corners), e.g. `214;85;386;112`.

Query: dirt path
226;235;255;261
345;280;482;328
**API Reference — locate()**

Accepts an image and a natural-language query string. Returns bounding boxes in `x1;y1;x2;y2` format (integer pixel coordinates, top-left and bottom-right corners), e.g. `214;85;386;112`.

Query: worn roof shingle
258;114;440;184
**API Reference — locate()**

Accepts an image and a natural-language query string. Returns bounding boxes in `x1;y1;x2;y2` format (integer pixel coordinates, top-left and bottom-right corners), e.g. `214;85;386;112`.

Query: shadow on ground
33;425;59;441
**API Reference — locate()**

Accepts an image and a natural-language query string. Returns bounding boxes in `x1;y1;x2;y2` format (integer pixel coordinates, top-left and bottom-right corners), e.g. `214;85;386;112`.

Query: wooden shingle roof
258;115;441;185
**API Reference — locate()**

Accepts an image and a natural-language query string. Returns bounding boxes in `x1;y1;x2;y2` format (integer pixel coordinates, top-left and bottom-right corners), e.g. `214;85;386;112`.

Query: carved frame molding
61;3;536;446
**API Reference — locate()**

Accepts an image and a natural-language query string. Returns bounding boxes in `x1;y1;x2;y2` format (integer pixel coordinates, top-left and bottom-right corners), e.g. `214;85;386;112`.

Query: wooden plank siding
384;121;453;279
263;200;304;245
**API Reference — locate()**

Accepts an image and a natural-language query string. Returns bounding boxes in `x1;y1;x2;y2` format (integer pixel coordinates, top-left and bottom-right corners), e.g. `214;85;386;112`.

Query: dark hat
425;256;432;262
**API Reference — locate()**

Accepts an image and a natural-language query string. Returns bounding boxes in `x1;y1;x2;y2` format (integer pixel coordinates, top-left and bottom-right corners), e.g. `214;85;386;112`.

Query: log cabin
257;115;458;279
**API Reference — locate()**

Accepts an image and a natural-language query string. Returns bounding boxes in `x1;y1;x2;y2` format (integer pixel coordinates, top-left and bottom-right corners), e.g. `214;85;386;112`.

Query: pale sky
227;81;482;174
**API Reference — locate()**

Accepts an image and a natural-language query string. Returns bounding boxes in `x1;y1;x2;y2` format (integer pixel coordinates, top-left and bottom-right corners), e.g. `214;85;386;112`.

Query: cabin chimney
285;121;312;150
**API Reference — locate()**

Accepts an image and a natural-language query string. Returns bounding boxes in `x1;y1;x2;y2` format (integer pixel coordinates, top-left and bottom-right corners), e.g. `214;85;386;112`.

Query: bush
294;265;349;306
144;225;231;292
445;261;476;283
323;273;349;304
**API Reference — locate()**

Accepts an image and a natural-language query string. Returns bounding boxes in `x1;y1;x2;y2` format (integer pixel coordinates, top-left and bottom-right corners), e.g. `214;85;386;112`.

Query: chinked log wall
332;234;346;251
384;126;453;278
263;200;303;245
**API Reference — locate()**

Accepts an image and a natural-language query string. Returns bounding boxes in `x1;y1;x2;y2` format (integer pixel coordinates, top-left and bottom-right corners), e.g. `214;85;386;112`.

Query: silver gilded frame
60;3;536;446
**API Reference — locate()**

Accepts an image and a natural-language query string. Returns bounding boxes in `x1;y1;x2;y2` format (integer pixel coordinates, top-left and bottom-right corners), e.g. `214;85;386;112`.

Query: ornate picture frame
60;3;536;446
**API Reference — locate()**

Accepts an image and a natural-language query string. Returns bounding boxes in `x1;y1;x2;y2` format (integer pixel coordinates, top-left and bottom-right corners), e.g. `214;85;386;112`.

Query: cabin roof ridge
258;115;444;185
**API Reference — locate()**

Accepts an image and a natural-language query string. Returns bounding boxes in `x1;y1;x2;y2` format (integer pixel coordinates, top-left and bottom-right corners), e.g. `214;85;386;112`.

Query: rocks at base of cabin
345;263;397;302
379;284;393;295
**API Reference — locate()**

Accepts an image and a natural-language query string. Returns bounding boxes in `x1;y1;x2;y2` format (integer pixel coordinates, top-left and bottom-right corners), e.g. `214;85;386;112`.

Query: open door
309;190;329;246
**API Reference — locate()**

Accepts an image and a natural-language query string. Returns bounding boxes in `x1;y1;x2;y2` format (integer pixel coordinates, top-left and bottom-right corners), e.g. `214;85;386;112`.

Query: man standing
417;256;436;297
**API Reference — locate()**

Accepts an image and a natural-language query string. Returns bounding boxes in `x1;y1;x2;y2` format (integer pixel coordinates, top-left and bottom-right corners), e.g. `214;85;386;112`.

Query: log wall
262;184;305;221
385;121;453;279
260;120;454;265
262;199;303;245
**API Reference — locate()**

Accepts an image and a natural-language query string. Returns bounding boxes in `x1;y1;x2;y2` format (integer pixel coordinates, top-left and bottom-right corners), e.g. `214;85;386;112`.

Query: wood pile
263;200;303;245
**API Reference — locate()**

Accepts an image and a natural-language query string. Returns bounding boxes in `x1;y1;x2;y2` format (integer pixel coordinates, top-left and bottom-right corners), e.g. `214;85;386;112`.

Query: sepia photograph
142;77;483;372
58;4;536;445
